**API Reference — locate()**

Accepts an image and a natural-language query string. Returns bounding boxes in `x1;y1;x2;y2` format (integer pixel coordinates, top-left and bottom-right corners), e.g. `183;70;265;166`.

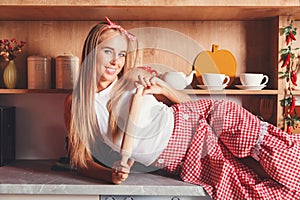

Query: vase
3;60;18;89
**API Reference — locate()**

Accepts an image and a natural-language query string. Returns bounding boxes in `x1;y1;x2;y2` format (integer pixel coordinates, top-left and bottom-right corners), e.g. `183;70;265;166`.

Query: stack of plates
235;85;266;90
197;85;227;90
196;84;267;90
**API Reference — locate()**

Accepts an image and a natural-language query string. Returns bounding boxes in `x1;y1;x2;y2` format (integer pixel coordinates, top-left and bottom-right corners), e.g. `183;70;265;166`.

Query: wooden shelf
0;1;300;20
184;89;278;95
289;90;300;96
0;89;72;94
0;89;278;95
2;0;300;6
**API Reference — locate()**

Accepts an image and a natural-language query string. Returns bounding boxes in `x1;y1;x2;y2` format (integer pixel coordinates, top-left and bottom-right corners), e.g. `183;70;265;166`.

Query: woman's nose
110;55;123;66
110;53;120;64
110;58;116;65
110;54;118;65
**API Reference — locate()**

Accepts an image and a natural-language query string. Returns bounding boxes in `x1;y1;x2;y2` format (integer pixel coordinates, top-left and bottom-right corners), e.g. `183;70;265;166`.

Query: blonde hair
69;21;138;168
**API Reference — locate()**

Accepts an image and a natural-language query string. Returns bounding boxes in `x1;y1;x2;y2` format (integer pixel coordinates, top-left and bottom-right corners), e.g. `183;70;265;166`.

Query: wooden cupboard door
0;106;15;166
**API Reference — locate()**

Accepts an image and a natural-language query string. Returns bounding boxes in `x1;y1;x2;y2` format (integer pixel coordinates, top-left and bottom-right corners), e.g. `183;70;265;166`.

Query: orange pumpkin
194;44;237;86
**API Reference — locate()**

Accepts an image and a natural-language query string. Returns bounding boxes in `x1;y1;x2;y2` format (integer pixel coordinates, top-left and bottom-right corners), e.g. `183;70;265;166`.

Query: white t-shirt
95;79;174;166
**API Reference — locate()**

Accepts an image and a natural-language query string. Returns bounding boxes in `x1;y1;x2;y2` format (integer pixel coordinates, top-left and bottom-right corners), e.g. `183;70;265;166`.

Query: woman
67;17;190;184
67;17;138;184
67;18;300;200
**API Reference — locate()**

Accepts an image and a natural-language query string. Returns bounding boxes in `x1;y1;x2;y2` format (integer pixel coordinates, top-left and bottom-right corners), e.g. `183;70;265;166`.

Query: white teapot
161;70;196;90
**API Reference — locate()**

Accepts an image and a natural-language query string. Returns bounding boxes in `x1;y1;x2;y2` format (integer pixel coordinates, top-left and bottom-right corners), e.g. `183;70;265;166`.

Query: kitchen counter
0;160;208;197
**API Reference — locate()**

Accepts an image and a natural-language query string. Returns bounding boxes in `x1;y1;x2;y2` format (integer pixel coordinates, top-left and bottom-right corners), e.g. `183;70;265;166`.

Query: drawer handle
124;197;134;200
105;196;116;200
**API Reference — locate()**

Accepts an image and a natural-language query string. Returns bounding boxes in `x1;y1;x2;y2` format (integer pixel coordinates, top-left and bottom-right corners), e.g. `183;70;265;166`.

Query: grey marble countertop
0;160;208;196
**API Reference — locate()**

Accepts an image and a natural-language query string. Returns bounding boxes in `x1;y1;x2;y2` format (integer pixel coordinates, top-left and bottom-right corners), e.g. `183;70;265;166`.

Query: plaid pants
154;99;300;200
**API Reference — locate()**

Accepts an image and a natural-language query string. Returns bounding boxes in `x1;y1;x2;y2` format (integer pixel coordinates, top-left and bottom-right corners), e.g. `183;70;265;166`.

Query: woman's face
96;30;128;90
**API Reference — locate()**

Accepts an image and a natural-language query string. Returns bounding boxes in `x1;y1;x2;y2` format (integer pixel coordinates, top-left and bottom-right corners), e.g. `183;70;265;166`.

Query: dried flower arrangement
0;38;26;61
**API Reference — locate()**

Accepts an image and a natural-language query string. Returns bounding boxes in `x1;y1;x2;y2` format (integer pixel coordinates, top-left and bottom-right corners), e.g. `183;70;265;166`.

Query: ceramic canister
27;56;52;89
55;54;79;89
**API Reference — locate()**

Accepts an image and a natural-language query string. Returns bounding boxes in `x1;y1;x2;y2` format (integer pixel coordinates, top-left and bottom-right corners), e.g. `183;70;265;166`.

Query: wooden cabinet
0;0;299;158
1;0;300;199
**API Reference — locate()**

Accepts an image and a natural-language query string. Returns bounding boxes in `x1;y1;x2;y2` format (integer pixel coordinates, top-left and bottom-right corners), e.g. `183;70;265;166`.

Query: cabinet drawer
100;196;211;200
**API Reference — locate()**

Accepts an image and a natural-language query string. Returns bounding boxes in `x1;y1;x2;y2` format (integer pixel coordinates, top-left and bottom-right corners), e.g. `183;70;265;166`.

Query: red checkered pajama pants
154;99;300;200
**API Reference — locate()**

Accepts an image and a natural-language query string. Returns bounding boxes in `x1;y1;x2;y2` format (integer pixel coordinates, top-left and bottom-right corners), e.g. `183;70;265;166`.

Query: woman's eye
104;49;113;55
119;52;126;57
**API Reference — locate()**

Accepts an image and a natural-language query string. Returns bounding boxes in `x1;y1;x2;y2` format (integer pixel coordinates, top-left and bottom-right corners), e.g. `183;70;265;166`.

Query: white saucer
235;85;266;90
197;85;227;90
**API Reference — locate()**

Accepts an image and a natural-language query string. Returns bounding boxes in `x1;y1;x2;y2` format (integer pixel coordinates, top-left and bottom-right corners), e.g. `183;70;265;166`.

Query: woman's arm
77;159;133;184
151;78;192;104
77;159;113;182
126;68;191;105
64;93;132;184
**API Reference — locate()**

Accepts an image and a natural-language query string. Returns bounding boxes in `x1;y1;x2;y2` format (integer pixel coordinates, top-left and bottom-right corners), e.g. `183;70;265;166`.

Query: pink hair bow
104;17;136;41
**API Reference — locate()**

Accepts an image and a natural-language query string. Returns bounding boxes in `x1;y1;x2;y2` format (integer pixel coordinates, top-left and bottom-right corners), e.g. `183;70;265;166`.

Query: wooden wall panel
0;20;276;88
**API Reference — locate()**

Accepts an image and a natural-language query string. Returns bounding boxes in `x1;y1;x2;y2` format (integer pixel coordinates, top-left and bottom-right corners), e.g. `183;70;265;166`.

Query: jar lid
55;53;79;61
27;55;51;61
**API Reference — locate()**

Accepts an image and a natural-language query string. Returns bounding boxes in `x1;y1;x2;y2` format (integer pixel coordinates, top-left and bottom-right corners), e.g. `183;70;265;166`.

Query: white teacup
240;73;269;86
202;73;230;86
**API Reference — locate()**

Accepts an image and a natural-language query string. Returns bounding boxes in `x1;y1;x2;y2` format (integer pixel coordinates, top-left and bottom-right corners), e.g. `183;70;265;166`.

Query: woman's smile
105;66;118;75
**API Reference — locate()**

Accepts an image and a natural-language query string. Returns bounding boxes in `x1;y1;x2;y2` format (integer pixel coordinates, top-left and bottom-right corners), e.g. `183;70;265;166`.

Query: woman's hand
112;158;134;184
135;73;191;103
136;74;165;96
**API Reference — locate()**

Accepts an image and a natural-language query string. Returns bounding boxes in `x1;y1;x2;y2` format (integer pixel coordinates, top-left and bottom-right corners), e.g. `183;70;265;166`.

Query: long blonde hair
69;21;138;168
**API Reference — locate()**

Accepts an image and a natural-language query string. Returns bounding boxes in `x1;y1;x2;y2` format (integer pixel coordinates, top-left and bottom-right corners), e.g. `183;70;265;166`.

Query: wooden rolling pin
120;86;144;165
